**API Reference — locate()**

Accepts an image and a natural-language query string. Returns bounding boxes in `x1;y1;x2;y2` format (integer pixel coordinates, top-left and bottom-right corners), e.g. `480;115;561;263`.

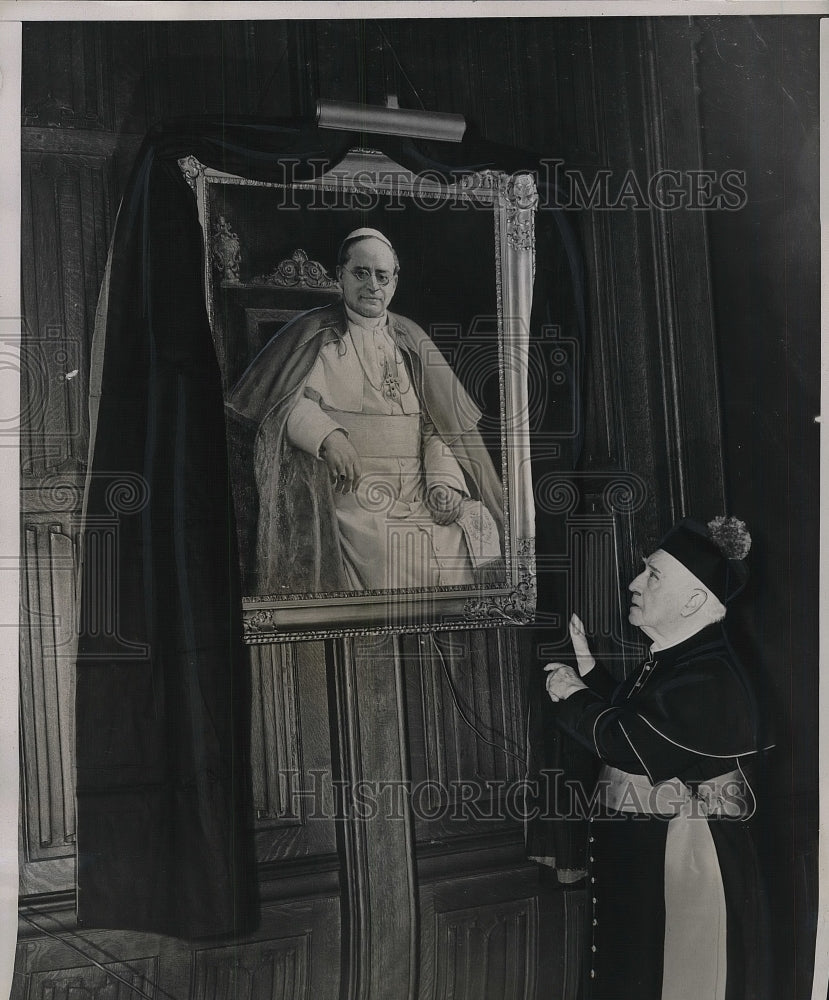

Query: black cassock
553;623;771;1000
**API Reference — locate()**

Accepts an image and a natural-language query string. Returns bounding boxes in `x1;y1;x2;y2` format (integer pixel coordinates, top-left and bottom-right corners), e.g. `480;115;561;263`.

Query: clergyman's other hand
426;484;463;525
320;429;362;494
544;663;587;703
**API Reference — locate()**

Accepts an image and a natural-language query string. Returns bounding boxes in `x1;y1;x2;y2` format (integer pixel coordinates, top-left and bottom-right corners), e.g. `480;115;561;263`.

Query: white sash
661;802;727;1000
596;765;730;1000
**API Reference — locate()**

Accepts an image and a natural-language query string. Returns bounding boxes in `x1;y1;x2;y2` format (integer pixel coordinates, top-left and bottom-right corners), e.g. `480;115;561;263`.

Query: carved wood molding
249;249;338;290
19;519;78;870
192;936;310;1000
249;644;302;824
463;537;536;625
177;154;203;193
14;954;158;1000
211;216;242;283
330;637;419;1000
434;896;538;1000
458;170;538;255
562;890;588;998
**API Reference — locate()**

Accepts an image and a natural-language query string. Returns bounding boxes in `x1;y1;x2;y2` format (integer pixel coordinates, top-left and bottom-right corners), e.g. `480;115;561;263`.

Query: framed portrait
179;149;537;640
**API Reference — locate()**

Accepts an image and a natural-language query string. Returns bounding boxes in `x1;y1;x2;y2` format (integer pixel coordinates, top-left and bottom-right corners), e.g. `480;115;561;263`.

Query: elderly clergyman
545;516;769;1000
227;228;503;594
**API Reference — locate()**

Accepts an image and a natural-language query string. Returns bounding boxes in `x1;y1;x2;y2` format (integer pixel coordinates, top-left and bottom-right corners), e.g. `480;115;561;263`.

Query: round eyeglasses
344;266;396;286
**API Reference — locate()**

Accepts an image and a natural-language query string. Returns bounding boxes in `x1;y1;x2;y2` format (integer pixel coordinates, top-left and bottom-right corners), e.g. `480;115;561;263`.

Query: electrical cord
18;910;172;1000
374;24;427;111
429;631;529;770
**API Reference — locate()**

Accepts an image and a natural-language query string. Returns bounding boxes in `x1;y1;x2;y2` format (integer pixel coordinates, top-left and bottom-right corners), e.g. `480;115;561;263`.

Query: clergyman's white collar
345;303;388;332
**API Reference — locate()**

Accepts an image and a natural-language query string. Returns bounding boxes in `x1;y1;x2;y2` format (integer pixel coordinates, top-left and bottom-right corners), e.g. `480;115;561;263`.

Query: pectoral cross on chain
382;357;401;401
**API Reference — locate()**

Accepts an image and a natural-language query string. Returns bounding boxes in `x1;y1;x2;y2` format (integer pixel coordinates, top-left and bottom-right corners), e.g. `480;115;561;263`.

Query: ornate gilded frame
179;149;537;642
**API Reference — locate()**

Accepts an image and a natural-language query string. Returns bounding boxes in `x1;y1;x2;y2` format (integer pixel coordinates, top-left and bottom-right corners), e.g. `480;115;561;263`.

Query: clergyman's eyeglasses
344;266;397;286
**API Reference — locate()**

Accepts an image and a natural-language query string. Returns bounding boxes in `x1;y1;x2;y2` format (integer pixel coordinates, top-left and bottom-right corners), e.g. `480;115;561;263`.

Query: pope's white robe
285;311;475;590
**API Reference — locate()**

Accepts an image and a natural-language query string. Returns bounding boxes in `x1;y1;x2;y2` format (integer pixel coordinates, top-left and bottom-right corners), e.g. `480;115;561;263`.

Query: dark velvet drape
75;116;587;937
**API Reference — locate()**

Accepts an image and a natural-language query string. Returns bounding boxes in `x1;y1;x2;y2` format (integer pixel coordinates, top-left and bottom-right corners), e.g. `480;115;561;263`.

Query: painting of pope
226;227;504;596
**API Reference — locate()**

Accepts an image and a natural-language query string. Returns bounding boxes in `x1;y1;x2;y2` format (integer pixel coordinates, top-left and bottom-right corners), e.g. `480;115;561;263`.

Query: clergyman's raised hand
569;613;596;677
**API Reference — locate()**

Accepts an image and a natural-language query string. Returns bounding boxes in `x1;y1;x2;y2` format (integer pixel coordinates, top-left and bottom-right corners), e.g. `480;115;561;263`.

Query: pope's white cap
341;228;394;250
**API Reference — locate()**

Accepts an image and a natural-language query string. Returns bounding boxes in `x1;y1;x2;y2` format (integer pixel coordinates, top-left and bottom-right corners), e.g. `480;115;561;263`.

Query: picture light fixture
316;99;467;143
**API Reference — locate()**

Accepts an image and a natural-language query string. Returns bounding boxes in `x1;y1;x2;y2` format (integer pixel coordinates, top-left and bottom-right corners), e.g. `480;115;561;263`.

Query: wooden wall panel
373;19;600;160
374;21;466;119
248;23;307;119
143;22;258;123
250;643;303;823
434;898;536;1000
567;514;626;657
21;151;114;479
13;939;159;1000
192;936;310;1000
250;641;338;867
329;636;419;1000
23;23;112;131
581;17;727;523
403;629;527;845
19;516;78;876
312;21;378;104
15;899;342;1000
417;868;568;1000
511;19;602;163
27;961;156;1000
563;19;728;676
21;20;312;148
190;900;341;1000
644;18;726;517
